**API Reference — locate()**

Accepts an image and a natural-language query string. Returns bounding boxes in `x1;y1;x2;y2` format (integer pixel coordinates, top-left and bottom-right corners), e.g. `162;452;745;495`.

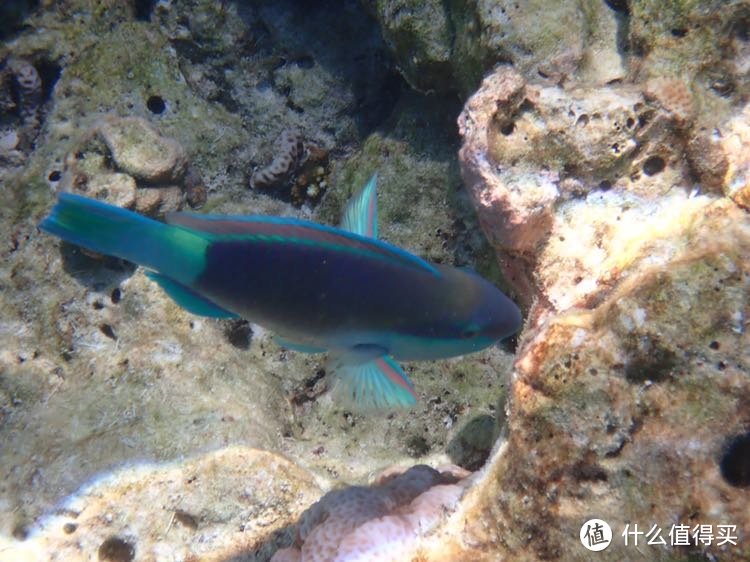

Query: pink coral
272;465;469;562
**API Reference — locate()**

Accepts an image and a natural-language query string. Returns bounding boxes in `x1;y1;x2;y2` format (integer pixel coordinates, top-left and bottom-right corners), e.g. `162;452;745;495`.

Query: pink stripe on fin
375;356;416;397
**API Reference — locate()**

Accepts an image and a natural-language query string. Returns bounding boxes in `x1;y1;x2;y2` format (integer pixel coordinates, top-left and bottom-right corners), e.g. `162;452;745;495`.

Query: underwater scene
0;1;749;561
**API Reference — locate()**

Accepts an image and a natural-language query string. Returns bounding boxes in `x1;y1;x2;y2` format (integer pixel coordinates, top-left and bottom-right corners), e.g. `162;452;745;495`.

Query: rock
451;63;750;561
458;67;701;310
364;0;453;93
715;103;750;210
55;119;194;216
97;116;188;184
367;0;624;95
0;447;322;562
85;172;137;208
134;185;183;218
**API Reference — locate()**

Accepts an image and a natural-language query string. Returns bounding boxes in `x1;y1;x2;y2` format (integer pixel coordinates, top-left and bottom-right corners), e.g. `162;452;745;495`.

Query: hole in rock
605;0;629;14
642;155;666;176
134;0;155;22
500;121;515;135
98;536;135;562
224;319;253;350
720;432;750;487
99;324;117;340
146;95;166;114
36;58;62;102
293;56;314;69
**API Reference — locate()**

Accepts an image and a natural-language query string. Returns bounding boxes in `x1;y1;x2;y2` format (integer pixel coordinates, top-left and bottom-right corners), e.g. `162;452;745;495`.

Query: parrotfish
40;175;522;409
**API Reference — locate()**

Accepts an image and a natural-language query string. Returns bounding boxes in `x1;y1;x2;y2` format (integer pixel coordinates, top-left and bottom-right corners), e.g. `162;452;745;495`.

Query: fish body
40;176;522;409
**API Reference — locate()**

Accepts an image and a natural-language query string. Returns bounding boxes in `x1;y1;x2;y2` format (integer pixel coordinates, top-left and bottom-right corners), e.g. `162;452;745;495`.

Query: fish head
393;266;522;361
446;269;522;352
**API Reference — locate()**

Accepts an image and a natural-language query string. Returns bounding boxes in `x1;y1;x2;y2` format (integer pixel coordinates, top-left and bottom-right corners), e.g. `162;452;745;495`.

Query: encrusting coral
271;464;471;562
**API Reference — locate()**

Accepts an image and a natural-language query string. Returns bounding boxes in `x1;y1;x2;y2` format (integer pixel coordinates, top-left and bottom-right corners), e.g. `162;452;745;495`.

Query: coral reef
449;63;750;561
271;464;470;562
2;1;750;561
0;7;510;553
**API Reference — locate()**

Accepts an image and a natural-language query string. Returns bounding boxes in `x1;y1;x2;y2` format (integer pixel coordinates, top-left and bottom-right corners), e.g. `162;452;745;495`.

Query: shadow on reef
446;413;500;472
243;0;406;138
162;0;406;139
59;241;136;290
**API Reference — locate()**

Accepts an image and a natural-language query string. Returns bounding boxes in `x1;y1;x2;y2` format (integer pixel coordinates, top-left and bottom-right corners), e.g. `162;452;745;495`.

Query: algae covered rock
55;116;205;217
97;116;187;184
366;0;625;95
449;62;750;561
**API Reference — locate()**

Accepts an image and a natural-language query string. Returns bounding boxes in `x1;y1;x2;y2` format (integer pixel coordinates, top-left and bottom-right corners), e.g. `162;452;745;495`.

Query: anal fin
145;271;239;319
330;354;416;410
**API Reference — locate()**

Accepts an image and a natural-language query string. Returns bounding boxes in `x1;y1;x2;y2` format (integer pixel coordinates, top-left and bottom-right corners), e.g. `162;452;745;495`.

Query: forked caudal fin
39;193;209;285
329;354;417;410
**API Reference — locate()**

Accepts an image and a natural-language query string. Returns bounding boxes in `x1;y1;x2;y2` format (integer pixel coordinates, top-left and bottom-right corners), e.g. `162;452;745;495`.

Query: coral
450;62;750;561
250;129;304;190
9;59;42;128
271;464;470;562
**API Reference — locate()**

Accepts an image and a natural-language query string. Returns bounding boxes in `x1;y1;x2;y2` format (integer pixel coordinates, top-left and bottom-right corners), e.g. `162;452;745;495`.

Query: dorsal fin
340;173;378;239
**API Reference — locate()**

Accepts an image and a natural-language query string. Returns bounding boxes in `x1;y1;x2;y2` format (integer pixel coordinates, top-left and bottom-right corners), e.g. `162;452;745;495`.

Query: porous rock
97;116;188;184
450;63;750;561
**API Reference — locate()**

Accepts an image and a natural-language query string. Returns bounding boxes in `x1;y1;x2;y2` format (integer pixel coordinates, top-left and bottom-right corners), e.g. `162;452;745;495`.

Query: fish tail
39;193;208;283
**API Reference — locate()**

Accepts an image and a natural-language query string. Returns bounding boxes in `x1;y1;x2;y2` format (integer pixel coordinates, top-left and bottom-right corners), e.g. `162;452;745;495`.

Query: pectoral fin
145;271;239;319
329;352;417;410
